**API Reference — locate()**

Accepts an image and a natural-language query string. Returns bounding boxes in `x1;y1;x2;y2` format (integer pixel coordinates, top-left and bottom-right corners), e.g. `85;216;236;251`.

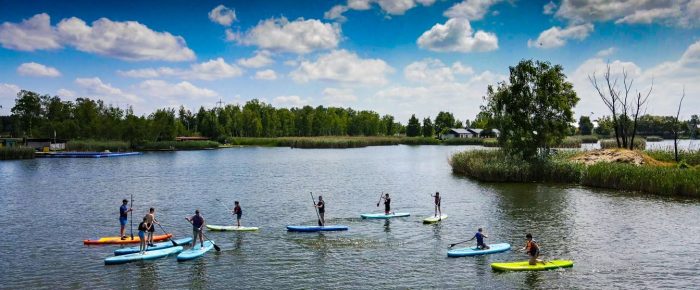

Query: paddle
156;223;179;246
375;191;383;207
448;240;470;248
186;218;221;252
215;198;233;213
310;192;323;226
130;194;134;240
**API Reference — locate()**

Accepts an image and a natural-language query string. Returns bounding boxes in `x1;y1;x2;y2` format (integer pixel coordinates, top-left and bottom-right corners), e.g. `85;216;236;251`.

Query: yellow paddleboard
422;214;448;224
491;260;574;271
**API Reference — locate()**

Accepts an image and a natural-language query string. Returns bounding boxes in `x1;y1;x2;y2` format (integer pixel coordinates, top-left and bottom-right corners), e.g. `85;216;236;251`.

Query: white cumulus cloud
528;23;594;49
56;88;75;98
554;0;700;28
118;58;243;81
75;77;140;103
417;18;498;53
0;13;60;51
404;58;474;84
444;0;501;20
136;80;218;100
325;0;436;21
208;5;237;26
237;50;274;68
254;69;278;80
237;17;341;54
596;47;617;57
322;87;358;106
17;62;61;77
272;95;309;108
290;49;394;85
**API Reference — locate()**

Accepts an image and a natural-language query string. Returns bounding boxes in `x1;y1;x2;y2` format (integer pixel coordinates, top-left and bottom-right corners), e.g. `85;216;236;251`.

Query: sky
0;0;698;123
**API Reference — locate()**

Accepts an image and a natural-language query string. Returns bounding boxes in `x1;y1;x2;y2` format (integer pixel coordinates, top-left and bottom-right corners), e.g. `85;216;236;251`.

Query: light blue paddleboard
105;246;183;265
177;241;215;262
360;212;410;219
447;243;511;257
286;225;349;232
114;237;192;256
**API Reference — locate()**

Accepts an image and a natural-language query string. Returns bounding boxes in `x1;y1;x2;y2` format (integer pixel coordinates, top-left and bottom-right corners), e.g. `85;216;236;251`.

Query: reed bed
441;138;483;145
645;136;664;142
0;147;35;160
137;141;220;150
600;139;646;150
582;162;699;197
574;135;599;143
226;136;440;148
66;140;130;152
482;138;500;147
553;137;582;148
645;149;700;166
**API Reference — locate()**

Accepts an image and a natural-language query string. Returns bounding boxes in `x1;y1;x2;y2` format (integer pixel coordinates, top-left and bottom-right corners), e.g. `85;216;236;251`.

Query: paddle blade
213;243;221;252
171;240;178;246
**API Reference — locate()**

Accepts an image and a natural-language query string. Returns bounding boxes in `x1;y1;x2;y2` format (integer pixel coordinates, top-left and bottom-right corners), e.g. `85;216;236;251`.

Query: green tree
471;111;490;129
406;114;421;137
422;117;434;138
578;116;594;135
434;111;455;135
11;90;42;136
381;115;395;136
689;115;699;139
482;59;579;160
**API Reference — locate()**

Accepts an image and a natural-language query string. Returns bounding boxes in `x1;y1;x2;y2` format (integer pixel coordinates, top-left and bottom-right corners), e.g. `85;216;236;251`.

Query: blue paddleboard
447;243;511;257
113;237;192;256
105;246;183;265
286;225;349;232
176;241;215;262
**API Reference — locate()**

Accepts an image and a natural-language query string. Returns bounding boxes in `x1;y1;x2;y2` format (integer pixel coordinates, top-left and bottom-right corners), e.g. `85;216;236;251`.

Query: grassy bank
645;149;700;166
136;141;221;151
449;149;699;197
645;136;663;142
66;140;131;152
442;138;483;145
226;136;439;148
0;147;35;160
573;135;599;144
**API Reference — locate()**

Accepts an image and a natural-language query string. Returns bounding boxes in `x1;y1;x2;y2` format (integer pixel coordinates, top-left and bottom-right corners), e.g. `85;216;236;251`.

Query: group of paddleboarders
119;199;158;247
463;228;542;265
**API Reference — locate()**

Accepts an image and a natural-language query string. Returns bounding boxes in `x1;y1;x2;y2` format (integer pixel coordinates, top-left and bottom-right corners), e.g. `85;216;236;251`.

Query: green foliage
645;149;700;165
406;114;421;137
573;135;599;143
482;59;579;160
136;141;220;150
0;147;35;160
601;139;646;150
645;136;663;142
578;116;594;135
482;138;499;147
422;118;434;137
470;111;491;129
582;162;700;197
66;140;130;152
595;116;614;136
434;111;456;135
226;136;439;148
553;136;582;148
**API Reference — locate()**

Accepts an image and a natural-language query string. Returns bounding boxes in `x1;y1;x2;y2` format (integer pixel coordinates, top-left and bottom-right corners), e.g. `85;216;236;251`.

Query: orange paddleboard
83;234;172;245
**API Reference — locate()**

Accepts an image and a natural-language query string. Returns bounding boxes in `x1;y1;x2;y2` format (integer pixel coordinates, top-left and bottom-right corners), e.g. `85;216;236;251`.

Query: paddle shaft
129;194;134;240
215;198;235;216
310;192;323;226
156;223;179;246
449;240;470;248
187;218;220;251
376;191;383;207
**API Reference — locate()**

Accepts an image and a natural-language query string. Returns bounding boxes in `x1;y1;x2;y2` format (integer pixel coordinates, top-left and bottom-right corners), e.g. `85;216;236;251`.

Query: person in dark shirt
430;192;441;218
137;217;149;254
522;233;541;265
378;193;391;215
233;201;242;227
315;196;325;226
186;210;205;249
468;228;490;250
119;199;132;240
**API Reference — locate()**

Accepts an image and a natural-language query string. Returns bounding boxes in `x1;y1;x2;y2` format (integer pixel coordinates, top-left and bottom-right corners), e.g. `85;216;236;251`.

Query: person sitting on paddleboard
233;201;242;227
468;228;490;250
138;217;149;254
379;193;391;215
522;233;541;265
144;208;159;247
430;192;441;218
119;199;132;240
186;210;205;249
315;196;325;226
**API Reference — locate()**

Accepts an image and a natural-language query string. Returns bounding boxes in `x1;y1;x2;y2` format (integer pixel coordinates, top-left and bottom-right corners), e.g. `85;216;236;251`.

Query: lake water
1;145;699;289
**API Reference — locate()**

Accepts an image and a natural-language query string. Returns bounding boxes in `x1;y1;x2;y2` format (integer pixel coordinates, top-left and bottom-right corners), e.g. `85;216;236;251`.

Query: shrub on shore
482;138;499;147
554;137;582;148
645;136;663;142
226;136;440;148
450;149;699;197
600;139;646;150
137;141;220;150
0;147;35;160
66;140;130;152
574;135;599;143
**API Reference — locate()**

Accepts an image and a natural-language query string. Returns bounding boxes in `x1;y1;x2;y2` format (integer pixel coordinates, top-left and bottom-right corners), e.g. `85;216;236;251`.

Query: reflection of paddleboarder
314;196;325;225
430;192;441;218
233;201;242;227
377;193;391;214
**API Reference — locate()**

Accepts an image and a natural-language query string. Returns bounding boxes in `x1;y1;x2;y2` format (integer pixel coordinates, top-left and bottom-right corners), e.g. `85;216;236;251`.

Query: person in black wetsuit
315;196;325;226
379;193;391;215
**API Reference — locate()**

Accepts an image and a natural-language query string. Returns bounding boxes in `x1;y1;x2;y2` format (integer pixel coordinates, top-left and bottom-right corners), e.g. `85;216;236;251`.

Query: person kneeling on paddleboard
522;233;542;265
315;196;325;226
468;228;490;250
378;193;391;215
186;210;205;249
138;217;149;254
233;201;242;227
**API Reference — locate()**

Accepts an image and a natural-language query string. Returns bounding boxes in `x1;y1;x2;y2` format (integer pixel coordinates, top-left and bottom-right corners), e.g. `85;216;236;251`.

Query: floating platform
36;152;142;158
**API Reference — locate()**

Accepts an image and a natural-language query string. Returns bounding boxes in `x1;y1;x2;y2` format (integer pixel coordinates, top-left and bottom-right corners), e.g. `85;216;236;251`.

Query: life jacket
526;240;539;255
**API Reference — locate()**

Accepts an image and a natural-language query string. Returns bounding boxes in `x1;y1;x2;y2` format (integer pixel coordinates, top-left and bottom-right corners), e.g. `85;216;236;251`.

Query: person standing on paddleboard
144;208;159;247
430;192;441;218
468;228;490;250
186;210;205;249
315;196;325;225
233;201;242;228
522;233;541;265
119;199;132;240
378;193;391;215
137;217;149;254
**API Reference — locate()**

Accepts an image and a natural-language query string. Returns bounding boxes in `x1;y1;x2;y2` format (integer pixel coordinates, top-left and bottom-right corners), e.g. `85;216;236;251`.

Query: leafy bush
66;140;130;152
0;147;35;160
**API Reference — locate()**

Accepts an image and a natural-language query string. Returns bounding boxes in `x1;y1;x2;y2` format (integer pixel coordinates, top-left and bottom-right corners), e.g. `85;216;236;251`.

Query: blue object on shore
36;152;142;158
447;243;511;257
104;246;183;265
113;237;192;256
177;241;215;262
286;225;349;232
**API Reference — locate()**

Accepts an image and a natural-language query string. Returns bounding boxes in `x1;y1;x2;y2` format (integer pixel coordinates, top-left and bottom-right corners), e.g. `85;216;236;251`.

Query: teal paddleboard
360;212;410;219
177;241;215;262
105;246;183;265
114;237;192;256
448;243;511;257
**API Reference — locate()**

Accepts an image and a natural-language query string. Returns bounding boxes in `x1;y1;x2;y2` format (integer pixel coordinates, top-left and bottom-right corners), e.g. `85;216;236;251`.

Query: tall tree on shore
483;59;579;160
434;111;455;135
406;114;421;137
11;90;42;137
673;89;685;162
578;116;594;135
422;117;434;138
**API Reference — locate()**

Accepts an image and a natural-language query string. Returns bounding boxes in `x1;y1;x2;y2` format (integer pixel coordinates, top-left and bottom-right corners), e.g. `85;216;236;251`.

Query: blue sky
1;0;698;123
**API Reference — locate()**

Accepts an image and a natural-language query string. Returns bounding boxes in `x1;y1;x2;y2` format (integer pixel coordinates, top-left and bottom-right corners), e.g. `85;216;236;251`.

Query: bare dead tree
674;88;685;162
629;79;652;150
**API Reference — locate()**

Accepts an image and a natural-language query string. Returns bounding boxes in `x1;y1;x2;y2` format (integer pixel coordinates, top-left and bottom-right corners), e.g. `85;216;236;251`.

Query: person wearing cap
119;199;132;240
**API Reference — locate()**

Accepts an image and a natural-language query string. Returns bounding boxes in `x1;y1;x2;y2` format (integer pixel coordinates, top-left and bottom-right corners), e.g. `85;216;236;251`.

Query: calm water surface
1;145;699;289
